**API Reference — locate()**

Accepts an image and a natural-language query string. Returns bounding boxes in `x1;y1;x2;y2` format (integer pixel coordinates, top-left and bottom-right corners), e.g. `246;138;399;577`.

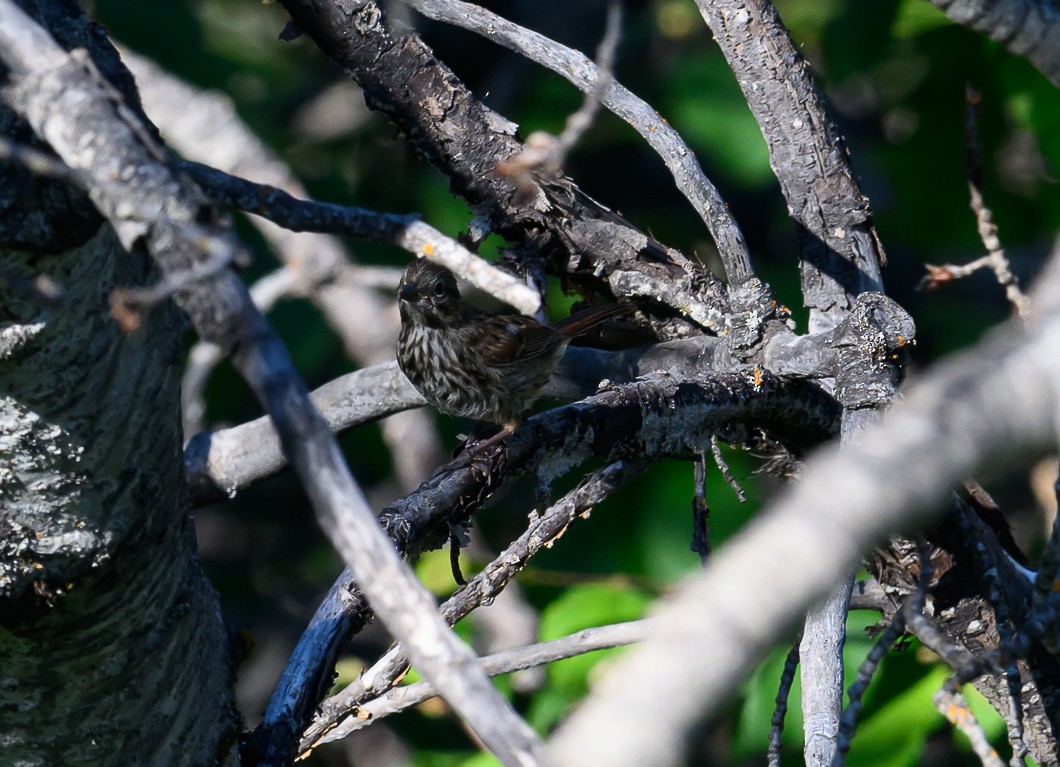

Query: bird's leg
462;420;520;455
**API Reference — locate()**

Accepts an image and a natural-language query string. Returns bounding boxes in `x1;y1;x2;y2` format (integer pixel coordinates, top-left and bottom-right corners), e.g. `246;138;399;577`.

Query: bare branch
180;161;542;315
277;0;729;337
184;362;424;503
122;49;442;488
834;540;932;766
495;3;621;182
181;267;296;436
768;640;801;767
934;686;1007;767
184;308;894;505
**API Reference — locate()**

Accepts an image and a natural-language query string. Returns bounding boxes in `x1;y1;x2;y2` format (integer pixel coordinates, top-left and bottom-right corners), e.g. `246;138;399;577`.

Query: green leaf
526;583;651;731
891;0;951;39
846;664;948;767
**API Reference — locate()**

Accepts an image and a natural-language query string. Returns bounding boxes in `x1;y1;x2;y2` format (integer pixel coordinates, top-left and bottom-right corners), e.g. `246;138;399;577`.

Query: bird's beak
398;282;419;302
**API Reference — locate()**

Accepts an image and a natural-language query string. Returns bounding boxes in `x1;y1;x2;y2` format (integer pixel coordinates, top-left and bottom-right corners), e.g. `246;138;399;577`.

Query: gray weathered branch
184;321;868;504
696;0;884;331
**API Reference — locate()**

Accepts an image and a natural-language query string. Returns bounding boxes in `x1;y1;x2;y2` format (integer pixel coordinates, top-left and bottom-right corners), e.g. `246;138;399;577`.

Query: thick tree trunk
0;223;239;765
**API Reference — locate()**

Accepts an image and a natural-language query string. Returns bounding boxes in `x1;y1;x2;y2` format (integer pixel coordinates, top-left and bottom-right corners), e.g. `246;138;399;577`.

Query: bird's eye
431;283;447;298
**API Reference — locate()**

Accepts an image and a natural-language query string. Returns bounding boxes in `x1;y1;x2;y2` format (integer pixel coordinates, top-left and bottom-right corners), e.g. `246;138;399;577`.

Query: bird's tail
552;301;637;339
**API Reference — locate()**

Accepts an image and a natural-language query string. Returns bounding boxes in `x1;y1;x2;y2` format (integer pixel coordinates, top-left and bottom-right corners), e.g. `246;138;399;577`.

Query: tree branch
122;49;443;487
695;0;885;331
401;0;754;284
184;361;424;503
926;0;1060;87
180;161;542;316
183;293;905;505
320;620;651;738
300;461;642;754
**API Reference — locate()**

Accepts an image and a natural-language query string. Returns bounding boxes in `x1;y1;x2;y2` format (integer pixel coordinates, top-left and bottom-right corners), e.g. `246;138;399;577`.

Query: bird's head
398;259;462;326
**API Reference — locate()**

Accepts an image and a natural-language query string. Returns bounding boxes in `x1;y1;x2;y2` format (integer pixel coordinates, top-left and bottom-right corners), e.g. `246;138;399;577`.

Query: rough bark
0;188;238;767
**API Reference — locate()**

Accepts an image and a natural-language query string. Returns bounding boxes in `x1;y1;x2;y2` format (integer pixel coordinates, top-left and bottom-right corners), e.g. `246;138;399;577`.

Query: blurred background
85;0;1059;764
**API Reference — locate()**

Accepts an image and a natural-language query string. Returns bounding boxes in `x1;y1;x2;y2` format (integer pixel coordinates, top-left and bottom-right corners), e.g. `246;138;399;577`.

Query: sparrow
396;258;628;447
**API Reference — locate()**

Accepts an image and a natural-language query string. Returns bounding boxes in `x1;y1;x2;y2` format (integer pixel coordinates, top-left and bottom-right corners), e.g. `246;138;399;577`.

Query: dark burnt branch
695;0;885;329
927;0;1060;88
835;540;932;767
379;369;839;558
276;0;729;335
402;0;754;284
240;569;373;767
872;501;1060;766
690;452;711;563
1034;480;1060;656
952;505;1031;765
180;160;541;315
0;8;547;766
249;370;834;764
186;290;910;504
299;461;642;756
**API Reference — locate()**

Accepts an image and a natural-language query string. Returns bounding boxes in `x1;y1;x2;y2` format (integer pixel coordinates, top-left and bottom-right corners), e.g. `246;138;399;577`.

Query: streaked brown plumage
396;259;625;443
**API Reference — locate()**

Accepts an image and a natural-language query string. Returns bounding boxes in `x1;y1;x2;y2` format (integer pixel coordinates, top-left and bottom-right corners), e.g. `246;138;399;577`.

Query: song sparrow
397;258;628;445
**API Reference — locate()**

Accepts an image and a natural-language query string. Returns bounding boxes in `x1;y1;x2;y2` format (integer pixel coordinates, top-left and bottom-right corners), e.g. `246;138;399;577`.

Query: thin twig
920;86;1031;319
690;451;711;563
498;3;622;180
321;620;651;736
768;639;801;767
0;133;73;179
934;685;1006;767
710;433;747;502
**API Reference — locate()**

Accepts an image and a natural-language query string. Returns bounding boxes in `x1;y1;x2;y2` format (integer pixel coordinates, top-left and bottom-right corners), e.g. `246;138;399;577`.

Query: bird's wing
476;315;563;366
